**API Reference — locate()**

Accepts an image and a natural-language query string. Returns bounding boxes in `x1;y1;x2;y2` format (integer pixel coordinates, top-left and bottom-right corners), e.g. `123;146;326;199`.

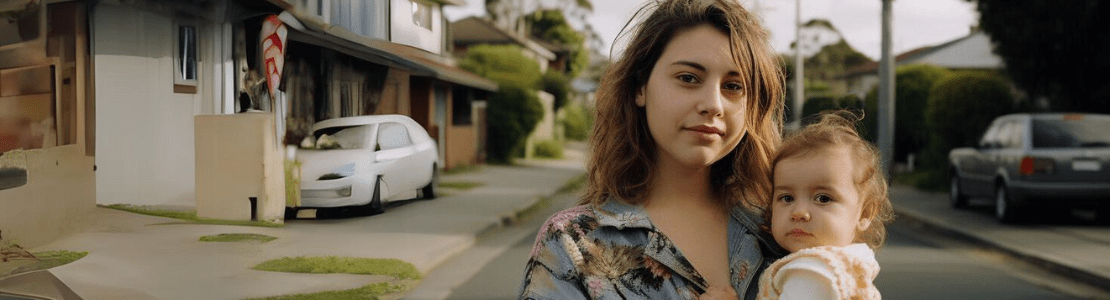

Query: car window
1002;121;1025;149
377;122;413;151
988;121;1013;148
980;120;1004;147
1033;118;1110;148
312;125;373;149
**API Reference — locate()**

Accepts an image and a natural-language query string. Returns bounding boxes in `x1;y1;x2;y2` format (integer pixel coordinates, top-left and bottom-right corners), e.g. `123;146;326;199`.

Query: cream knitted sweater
757;243;881;300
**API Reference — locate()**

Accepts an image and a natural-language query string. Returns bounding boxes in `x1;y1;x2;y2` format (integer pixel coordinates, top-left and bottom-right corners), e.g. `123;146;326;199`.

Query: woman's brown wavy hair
580;0;785;211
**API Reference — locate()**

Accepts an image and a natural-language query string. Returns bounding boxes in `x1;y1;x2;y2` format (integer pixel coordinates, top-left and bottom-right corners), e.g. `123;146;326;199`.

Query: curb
893;206;1110;290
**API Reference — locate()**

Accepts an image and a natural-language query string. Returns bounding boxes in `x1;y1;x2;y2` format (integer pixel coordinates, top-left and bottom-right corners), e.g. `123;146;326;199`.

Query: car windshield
1032;118;1110;148
309;125;373;150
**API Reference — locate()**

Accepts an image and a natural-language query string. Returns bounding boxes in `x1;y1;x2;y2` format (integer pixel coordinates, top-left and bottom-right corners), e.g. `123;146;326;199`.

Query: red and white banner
260;15;287;100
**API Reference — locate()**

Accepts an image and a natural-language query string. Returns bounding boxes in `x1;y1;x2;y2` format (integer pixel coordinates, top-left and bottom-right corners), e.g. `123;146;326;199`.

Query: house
0;0;496;249
451;16;558;73
450;15;571;153
838;30;1003;97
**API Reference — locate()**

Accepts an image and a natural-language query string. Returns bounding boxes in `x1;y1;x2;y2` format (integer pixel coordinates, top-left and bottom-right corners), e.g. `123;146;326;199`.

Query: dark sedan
949;113;1110;223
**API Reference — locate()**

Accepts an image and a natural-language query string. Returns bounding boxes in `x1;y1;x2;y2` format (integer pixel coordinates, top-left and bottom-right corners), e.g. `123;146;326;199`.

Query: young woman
518;0;787;298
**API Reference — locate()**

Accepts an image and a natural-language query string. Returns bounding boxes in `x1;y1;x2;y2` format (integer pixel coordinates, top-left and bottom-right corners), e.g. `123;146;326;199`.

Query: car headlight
318;163;356;180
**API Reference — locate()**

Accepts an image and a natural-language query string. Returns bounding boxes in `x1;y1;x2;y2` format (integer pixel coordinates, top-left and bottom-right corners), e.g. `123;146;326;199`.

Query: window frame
410;0;432;31
173;19;199;93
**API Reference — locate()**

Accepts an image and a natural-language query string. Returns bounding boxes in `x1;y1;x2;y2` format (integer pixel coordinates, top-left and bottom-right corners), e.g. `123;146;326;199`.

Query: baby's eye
815;194;834;203
677;74;699;84
777;195;794;203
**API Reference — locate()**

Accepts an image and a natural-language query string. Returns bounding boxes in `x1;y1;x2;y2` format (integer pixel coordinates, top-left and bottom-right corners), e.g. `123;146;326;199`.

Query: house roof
839;46;933;78
839;31;1003;78
451;16;557;60
279;11;497;91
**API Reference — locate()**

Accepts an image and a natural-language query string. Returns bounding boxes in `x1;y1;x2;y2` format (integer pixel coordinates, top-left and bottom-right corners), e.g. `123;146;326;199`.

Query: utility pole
878;0;895;175
794;0;804;124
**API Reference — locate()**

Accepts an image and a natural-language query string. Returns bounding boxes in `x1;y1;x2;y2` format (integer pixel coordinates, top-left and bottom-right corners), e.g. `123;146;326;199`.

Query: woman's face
637;24;748;170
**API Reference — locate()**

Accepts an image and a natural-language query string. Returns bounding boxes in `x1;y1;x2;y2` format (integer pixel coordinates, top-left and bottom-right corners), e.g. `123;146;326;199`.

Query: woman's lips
686;125;725;135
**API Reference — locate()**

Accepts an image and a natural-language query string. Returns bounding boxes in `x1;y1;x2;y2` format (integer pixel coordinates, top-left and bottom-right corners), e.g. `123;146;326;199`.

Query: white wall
92;4;221;206
390;0;442;54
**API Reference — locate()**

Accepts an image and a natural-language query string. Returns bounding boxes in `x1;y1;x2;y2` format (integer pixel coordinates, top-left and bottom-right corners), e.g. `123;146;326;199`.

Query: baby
758;111;895;300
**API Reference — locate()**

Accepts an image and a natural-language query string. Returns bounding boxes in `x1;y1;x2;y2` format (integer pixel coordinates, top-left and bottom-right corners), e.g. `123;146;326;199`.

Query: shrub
863;64;951;154
533;140;564;159
923;72;1015;170
837;94;864;111
486;84;544;163
562;102;590;141
540;70;571;111
801;96;839;124
459;44;541;88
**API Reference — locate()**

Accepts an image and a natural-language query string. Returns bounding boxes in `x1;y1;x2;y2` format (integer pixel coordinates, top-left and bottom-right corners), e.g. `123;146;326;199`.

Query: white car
296;115;439;214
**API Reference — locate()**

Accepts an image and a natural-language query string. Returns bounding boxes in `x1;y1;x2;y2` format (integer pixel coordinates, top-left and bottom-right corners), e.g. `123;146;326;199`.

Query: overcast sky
444;0;980;61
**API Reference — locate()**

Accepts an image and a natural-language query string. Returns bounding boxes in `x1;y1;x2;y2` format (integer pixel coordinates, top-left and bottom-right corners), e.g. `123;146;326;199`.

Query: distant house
450;16;560;74
838;31;1003;97
0;0;496;249
450;15;570;151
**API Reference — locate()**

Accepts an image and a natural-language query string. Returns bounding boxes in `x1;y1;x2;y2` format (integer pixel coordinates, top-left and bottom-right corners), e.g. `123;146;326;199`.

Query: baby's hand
699;285;738;300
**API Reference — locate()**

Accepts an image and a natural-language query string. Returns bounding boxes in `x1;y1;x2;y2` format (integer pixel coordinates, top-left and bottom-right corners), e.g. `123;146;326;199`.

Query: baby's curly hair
764;110;895;250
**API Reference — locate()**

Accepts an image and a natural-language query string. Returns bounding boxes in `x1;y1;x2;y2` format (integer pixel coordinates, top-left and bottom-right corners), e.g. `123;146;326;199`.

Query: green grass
199;233;277;243
102;204;283;227
252;256;421;280
532;140;564;159
438;181;484;190
893;168;949;192
243;281;407;300
556;173;588;194
3;250;88;276
444;164;484;175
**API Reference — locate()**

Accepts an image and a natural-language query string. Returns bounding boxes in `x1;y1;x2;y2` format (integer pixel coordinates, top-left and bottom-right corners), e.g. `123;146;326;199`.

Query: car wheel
950;174;969;209
362;176;384;215
421;164;439;199
995;184;1020;223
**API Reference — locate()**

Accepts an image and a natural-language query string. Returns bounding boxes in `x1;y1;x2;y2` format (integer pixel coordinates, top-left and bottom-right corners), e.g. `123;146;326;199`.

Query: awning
277;11;498;92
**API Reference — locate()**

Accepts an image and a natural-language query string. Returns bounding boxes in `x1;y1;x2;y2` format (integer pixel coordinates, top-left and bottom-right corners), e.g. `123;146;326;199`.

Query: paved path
25;144;587;300
890;185;1110;290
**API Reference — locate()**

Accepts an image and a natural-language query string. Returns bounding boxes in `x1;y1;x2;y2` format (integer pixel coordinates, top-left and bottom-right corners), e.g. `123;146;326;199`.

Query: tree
524;10;590;78
971;0;1110;113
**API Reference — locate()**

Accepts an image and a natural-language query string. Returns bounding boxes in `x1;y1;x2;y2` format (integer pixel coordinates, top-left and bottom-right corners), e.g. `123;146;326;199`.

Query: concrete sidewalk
26;144;587;300
890;184;1110;290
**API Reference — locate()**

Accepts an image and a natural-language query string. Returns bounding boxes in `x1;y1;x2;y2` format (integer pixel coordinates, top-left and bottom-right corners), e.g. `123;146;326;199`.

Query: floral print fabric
519;199;784;300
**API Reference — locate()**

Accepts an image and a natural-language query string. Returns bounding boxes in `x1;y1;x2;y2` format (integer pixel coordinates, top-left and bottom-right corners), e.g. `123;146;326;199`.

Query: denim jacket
519;199;785;300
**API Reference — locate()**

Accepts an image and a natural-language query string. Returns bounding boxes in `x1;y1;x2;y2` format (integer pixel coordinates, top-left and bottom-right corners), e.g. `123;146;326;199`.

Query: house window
174;20;198;93
411;0;432;30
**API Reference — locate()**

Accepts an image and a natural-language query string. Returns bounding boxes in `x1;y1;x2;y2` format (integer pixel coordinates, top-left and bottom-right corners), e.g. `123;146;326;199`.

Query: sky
443;0;980;61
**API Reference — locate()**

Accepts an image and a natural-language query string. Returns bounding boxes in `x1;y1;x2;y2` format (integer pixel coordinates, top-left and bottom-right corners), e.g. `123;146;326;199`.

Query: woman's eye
723;82;743;92
677;74;698;84
815;194;834;203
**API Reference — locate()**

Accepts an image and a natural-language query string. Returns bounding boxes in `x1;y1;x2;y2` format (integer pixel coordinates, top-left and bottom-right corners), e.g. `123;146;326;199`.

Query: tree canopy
972;0;1110;113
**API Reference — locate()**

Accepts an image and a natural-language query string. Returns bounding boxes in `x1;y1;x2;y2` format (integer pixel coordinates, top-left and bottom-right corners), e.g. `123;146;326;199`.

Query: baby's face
770;147;870;252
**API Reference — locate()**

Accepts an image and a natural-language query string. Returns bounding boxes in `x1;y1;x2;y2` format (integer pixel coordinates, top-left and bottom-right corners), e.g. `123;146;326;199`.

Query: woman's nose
696;87;724;117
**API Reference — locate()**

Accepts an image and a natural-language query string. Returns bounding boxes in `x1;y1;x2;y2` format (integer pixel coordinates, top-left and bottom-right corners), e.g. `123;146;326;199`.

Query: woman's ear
635;86;646;107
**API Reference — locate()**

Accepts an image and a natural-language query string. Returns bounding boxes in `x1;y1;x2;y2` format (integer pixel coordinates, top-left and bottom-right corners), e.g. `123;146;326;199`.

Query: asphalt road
409;187;1110;300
